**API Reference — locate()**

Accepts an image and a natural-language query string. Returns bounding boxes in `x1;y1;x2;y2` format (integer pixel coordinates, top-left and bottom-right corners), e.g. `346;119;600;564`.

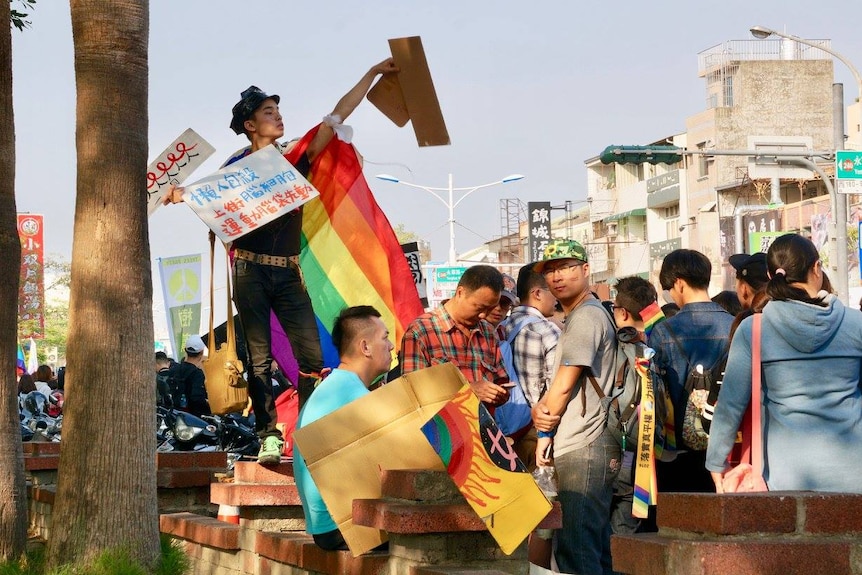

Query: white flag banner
181;145;320;243
147;128;216;216
158;253;203;358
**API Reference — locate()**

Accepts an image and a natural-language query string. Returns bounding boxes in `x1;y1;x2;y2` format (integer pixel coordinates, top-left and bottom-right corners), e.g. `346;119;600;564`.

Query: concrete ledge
256;530;389;575
160;512;240;550
353;500;562;534
210;482;302;506
233;460;295;484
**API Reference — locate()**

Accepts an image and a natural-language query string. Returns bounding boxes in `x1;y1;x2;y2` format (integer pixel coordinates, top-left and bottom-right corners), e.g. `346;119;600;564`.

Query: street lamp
750;25;855;305
375;173;526;264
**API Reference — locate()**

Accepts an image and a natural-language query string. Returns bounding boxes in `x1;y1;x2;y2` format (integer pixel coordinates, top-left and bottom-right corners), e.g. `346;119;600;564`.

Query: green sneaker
257;436;283;465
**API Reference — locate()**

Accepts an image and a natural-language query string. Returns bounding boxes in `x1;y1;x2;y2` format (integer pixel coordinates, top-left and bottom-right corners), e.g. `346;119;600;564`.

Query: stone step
352;499;562;534
22;442;61;455
379;469;462;503
157;451;228;469
255;530;389;575
232;460;295;484
160;512;240;550
210;481;302;507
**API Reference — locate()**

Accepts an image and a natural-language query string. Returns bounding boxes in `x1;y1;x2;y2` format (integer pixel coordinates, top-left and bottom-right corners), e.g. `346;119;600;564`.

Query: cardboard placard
368;36;450;147
147;129;215;216
181;146;319;242
293;363;465;556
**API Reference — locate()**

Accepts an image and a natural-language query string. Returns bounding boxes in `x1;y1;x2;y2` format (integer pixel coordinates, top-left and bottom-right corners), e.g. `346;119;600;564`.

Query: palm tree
0;0;28;561
47;0;159;568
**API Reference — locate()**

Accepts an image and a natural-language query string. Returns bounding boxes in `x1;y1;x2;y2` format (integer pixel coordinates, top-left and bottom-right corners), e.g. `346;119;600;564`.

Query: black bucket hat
230;86;280;135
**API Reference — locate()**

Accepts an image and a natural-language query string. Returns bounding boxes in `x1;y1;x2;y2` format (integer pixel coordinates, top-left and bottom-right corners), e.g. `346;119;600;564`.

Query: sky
11;1;862;335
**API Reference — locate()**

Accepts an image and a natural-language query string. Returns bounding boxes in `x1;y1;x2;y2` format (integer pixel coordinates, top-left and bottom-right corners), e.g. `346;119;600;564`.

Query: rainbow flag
16;343;26;376
285;126;424;367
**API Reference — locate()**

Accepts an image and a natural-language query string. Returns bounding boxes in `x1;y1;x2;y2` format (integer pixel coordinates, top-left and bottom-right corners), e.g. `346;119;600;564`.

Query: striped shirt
400;305;508;387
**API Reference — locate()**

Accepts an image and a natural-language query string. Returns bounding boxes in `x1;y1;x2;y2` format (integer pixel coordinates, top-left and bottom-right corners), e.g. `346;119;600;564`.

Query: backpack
665;323;728;451
495;316;542;436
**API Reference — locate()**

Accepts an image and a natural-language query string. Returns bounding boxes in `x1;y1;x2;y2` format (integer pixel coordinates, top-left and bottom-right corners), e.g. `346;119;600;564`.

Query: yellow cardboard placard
292;363;466;556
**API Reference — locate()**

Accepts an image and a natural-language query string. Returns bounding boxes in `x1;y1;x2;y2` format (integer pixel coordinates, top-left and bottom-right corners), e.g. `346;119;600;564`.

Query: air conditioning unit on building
606;222;618;238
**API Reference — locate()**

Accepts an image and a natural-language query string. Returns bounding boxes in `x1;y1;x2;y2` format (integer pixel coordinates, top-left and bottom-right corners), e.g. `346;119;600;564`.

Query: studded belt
234;249;298;269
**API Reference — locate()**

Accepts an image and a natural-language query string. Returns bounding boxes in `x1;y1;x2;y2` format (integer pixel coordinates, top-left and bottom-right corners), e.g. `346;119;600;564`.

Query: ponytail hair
765;234;826;307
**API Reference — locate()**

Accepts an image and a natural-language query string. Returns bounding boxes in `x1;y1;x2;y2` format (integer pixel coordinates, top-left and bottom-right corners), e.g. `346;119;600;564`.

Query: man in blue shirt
293;305;395;550
648;249;733;493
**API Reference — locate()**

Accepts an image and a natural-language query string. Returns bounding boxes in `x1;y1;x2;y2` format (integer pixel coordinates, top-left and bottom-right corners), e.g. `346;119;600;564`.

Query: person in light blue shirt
293;305;395;550
707;234;862;493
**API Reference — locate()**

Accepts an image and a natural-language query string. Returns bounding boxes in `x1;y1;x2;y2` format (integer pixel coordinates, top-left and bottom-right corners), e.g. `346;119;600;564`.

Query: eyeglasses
541;263;583;278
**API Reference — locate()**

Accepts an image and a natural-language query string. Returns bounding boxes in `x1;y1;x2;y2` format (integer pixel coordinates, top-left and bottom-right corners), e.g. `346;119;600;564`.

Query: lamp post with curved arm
375;173;526;264
750;25;856;304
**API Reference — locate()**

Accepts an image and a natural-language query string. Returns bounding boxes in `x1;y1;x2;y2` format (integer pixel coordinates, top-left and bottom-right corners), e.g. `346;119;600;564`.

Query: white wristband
323;114;353;143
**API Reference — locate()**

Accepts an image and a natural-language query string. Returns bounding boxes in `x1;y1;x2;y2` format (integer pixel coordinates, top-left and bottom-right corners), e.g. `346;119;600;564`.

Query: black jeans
233;258;322;440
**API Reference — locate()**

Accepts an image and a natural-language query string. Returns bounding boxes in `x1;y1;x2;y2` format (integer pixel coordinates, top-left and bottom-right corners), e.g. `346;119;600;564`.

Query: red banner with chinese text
18;214;45;339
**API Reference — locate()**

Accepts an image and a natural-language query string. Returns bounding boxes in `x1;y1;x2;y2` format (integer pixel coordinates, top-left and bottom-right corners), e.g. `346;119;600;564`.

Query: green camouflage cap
533;238;588;273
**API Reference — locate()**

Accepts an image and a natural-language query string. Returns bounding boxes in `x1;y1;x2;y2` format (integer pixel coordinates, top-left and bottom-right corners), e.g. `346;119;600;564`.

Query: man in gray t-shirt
532;239;621;575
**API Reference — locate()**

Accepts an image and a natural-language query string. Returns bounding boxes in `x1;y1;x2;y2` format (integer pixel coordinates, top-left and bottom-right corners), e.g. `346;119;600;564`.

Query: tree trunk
0;0;29;561
48;0;157;568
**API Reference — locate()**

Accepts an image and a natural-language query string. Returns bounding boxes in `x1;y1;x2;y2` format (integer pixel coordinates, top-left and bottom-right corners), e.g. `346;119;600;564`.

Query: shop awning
604;208;646;222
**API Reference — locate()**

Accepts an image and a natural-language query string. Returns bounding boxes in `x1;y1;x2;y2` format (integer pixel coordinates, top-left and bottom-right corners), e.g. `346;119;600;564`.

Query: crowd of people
149;64;862;571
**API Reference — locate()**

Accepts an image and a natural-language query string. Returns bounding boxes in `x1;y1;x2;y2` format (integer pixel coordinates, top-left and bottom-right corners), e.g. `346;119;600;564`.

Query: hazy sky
11;1;862;330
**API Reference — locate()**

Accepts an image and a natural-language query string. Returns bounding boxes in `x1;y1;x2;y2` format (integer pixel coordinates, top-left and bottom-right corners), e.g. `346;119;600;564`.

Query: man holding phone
400;264;511;409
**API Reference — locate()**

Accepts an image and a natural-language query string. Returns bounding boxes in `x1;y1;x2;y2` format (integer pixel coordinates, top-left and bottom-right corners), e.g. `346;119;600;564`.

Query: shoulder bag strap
208;231;217;353
751;313;763;475
223;241;237;354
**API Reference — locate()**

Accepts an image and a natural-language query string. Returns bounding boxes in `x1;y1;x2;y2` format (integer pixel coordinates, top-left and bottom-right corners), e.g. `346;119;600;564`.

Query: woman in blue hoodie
706;233;862;493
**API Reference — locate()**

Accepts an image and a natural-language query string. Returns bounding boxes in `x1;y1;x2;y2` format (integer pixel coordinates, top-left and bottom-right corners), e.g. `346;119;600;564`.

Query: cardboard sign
368;36;450;147
147;129;215;216
181;146;319;242
292;363;466;556
422;386;552;555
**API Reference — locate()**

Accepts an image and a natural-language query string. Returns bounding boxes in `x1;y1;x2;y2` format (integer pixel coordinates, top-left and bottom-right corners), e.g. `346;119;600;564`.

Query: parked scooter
156;406;259;471
19;391;62;442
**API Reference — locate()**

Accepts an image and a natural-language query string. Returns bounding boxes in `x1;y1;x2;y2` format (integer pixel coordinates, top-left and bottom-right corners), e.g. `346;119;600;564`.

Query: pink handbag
721;314;768;493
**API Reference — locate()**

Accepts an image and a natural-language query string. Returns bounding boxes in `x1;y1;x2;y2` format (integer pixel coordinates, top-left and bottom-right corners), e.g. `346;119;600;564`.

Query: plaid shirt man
499;305;560;406
400;305;508;388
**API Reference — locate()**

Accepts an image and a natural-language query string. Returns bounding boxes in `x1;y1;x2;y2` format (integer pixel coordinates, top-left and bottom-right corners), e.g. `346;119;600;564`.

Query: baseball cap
500;273;518;305
533;238;588;273
230;86;281;135
184;335;206;354
728;252;768;287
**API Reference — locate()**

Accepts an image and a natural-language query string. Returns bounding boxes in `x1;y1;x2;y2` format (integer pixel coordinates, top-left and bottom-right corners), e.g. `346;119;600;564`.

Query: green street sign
836;151;862;180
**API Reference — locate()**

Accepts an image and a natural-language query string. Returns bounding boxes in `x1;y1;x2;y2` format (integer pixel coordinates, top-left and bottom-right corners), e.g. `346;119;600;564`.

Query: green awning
605;208;646;222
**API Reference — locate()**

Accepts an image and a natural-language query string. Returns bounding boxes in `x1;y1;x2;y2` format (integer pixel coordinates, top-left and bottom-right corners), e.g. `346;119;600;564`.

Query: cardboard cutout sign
147;129;215;216
422;386;552;555
292;363;465;556
368;36;450;147
182;146;319;242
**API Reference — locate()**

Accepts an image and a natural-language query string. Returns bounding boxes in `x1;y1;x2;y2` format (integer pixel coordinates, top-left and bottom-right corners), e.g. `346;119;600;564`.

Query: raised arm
305;58;399;162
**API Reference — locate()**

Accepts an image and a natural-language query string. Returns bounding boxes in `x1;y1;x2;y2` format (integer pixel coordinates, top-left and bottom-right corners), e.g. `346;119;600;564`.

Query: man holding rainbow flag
165;57;424;465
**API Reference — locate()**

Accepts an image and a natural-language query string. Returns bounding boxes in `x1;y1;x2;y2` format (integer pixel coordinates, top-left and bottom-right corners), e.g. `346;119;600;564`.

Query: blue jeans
610;450;640;535
554;429;621;575
233;258;322;440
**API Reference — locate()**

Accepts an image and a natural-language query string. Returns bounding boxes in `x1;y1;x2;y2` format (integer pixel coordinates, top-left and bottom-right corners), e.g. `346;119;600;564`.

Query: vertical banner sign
17;214;45;339
147;129;216;216
158;254;203;358
401;241;428;308
528;202;552;263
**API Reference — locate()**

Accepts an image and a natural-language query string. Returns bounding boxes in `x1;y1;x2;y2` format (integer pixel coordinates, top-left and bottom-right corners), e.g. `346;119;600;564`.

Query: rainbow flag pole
16;343;26;376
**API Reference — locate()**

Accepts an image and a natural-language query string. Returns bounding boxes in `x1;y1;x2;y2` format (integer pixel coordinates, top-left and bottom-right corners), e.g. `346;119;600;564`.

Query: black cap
230;86;280;135
729;252;768;287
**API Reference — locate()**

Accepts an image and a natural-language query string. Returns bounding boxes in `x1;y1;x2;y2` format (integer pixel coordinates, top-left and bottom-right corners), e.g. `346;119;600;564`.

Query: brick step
611;532;856;575
255;530;389;574
352;499;562;534
658;492;862;535
24;455;59;472
232;460;294;484
22;442;61;456
157;467;224;489
160;512;240;550
413;568;513;575
157;451;228;469
210;481;302;506
380;469;463;503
